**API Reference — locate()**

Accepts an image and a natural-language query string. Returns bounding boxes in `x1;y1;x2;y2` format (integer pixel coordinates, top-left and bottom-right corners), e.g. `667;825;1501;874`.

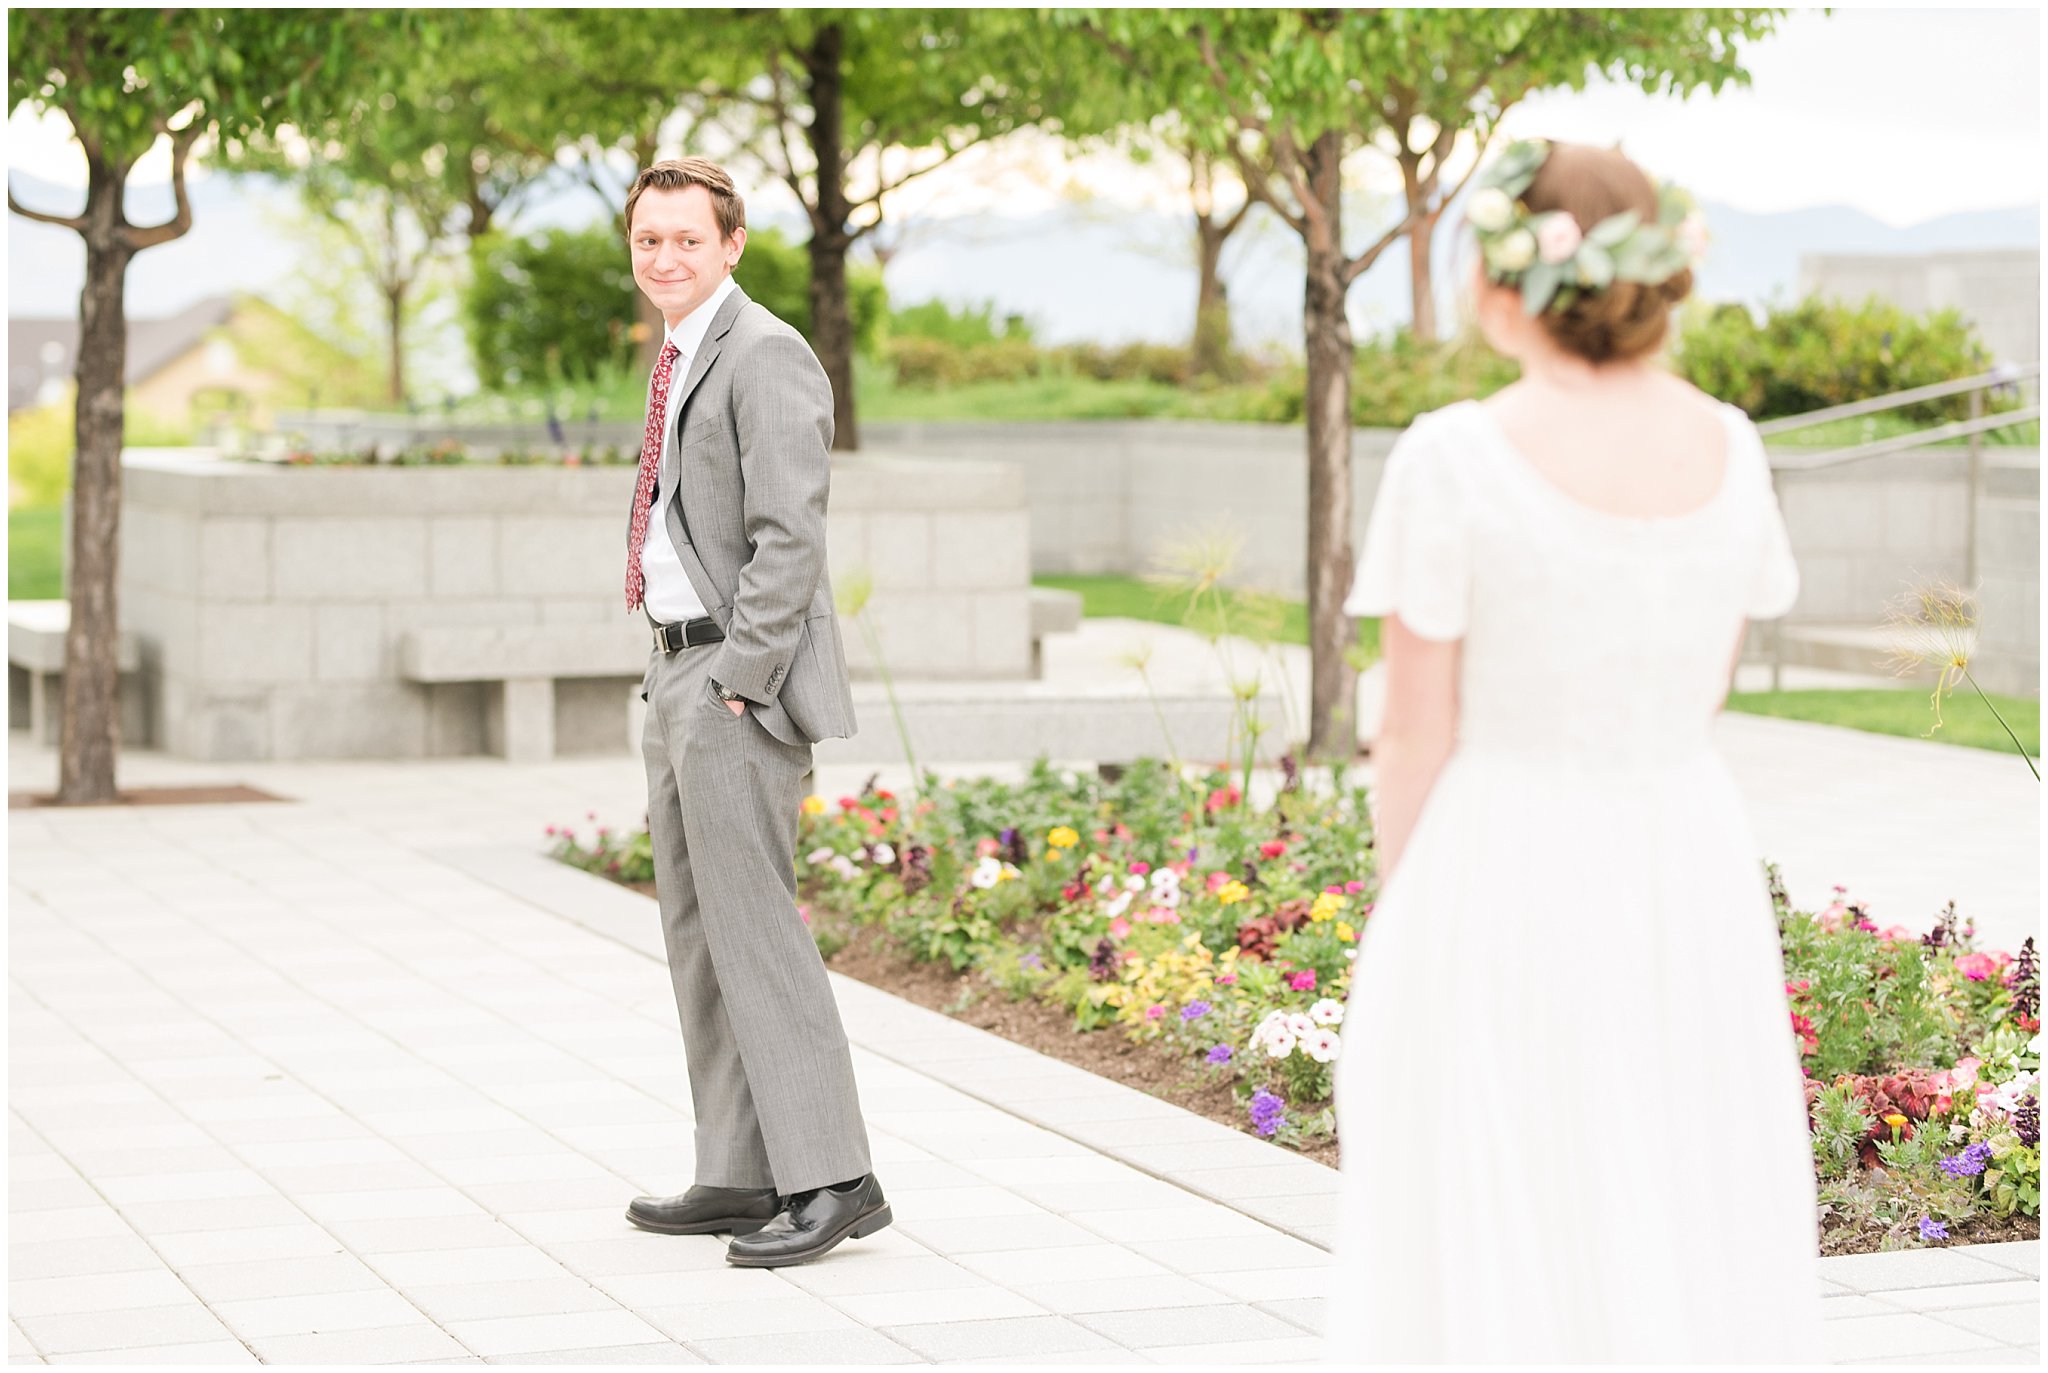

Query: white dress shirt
640;273;739;623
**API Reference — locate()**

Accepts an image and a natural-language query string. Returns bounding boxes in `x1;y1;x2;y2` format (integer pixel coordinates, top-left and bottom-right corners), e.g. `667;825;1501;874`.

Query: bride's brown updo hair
1518;143;1693;364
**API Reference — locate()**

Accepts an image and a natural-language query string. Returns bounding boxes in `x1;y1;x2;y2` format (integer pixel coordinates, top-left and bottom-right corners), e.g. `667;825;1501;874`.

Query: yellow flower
1310;891;1345;923
1047;826;1080;850
1217;881;1250;906
801;795;827;816
1336;920;1356;943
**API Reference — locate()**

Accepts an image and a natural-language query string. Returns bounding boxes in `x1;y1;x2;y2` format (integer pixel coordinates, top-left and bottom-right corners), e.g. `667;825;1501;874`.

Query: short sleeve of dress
1737;411;1800;620
1345;412;1470;640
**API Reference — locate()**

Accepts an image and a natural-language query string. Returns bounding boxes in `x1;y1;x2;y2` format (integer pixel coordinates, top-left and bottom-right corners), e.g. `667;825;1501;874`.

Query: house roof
8;295;238;412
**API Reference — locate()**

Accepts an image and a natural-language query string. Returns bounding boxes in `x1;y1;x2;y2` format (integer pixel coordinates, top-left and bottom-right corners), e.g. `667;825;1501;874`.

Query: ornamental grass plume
1882;580;2037;778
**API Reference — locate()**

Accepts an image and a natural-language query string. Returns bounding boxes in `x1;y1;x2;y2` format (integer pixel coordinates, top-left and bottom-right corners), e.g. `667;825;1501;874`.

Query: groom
619;157;886;1267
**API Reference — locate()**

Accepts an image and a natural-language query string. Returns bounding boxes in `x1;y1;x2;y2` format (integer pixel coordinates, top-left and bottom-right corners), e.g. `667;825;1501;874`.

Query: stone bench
1028;587;1084;678
398;625;648;763
7;601;147;745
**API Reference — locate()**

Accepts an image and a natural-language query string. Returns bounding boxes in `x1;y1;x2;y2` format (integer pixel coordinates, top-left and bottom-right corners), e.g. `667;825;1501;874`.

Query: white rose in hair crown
1467;139;1706;317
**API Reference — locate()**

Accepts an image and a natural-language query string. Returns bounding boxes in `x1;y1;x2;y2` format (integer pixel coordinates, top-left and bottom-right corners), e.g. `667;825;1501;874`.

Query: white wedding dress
1326;399;1825;1363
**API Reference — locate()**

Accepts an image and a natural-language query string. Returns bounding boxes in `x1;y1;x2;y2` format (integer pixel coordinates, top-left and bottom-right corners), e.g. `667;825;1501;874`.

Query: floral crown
1464;139;1707;317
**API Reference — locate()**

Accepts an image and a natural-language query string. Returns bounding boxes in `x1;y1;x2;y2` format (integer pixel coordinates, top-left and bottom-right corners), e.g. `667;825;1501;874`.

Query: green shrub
736;228;889;357
1676;297;1995;423
888;297;1032;349
1252;329;1521;428
464;227;639;390
1055;341;1195;387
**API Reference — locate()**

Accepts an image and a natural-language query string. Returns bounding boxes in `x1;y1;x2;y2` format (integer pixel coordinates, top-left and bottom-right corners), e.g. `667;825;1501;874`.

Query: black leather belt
650;614;725;653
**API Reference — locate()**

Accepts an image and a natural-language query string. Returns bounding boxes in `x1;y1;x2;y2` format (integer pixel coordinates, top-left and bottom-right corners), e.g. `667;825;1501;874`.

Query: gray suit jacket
643;283;858;746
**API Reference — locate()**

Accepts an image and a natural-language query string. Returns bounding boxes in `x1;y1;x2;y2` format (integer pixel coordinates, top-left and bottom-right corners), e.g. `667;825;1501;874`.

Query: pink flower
1206;871;1232;893
1325;884;1343;895
1343;880;1366;895
797;904;811;926
1259;841;1288;859
1289;970;1318;991
1818;902;1848;933
1536;211;1582;264
1878;925;1914;943
976;838;1000;858
1146;906;1182;925
1108;916;1131;940
1129;861;1151;875
1145;1004;1165;1022
1955;953;1998;982
1216;972;1238;986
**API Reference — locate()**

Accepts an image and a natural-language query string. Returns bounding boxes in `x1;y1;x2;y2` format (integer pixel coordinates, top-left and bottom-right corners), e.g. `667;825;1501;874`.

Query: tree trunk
1300;130;1358;761
1405;163;1444;344
1193;216;1233;380
385;284;406;403
801;23;858;452
59;149;133;804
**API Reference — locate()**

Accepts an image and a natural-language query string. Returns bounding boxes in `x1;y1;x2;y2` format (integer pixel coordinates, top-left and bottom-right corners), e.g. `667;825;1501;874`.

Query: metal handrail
1756;362;2040;435
1774;405;2041;472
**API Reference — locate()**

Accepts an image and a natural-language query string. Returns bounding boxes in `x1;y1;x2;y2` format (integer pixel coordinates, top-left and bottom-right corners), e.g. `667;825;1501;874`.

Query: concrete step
1772;623;1940;682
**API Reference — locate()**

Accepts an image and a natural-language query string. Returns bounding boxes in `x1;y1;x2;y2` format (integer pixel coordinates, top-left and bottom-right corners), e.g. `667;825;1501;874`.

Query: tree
1072;8;1781;759
703;9;1085;450
8;8;405;803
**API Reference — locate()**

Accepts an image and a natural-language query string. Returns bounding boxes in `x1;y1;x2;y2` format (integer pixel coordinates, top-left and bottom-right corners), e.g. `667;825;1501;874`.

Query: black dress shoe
625;1184;780;1236
725;1174;891;1267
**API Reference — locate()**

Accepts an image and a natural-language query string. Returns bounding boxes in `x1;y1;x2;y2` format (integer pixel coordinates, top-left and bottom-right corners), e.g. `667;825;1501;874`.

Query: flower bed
550;759;2040;1254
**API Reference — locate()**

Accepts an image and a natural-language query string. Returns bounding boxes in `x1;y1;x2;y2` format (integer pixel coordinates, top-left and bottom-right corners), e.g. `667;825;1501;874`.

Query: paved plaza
6;628;2040;1364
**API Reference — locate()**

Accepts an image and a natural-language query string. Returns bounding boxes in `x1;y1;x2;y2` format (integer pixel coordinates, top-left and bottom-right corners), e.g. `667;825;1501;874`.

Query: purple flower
1938;1142;1994;1178
1020;952;1043;970
1181;1000;1213;1022
1919;1217;1950;1242
1206;1044;1233;1065
1248;1089;1287;1138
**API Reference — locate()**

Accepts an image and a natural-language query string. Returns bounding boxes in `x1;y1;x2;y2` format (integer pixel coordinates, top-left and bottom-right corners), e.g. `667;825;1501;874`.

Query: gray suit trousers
641;639;873;1195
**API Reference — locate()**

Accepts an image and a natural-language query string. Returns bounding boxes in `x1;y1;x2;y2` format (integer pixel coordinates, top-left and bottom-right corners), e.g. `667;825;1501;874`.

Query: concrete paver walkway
7;727;2038;1364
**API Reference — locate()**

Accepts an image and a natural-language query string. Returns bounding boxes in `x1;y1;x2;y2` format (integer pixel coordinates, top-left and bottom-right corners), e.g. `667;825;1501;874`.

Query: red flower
1259;840;1288;859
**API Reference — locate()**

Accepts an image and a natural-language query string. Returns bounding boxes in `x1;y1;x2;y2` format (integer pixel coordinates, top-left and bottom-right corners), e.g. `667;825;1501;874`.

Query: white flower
1124;874;1148;893
829;855;858;880
871;843;895;867
1105;890;1134;919
971;856;1003;890
1263;1030;1297;1059
1309;998;1346;1027
1987;1071;2037;1116
1149;866;1181;891
1466;187;1514;233
1490;227;1536;272
1151;887;1180;910
806;847;836;865
1302;1028;1342;1064
1095;874;1117;894
1286;1012;1315;1039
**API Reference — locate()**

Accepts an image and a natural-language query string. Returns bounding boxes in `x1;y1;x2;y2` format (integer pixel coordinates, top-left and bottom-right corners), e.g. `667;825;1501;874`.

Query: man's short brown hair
623;157;746;241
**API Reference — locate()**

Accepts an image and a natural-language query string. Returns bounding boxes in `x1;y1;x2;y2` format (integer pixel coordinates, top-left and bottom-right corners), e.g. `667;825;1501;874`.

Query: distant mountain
9;169;2038;369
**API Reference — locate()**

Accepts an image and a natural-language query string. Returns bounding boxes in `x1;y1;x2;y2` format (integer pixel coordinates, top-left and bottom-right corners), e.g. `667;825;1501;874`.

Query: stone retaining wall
115;449;1030;760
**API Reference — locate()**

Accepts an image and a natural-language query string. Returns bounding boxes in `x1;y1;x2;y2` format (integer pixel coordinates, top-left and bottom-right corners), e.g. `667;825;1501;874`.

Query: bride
1326;140;1824;1363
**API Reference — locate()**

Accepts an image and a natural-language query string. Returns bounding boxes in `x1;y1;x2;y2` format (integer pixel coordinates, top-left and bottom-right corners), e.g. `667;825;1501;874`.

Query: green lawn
1036;573;1380;661
1725;688;2038;759
9;505;63;600
1044;574;2037;759
1763;411;2038;449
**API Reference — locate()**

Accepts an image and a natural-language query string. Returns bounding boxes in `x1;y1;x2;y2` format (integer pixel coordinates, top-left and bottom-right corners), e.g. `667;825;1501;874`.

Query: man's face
630;184;744;325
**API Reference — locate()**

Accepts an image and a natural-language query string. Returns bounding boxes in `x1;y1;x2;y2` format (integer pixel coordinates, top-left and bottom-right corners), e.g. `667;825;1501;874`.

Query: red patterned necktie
625;340;683;611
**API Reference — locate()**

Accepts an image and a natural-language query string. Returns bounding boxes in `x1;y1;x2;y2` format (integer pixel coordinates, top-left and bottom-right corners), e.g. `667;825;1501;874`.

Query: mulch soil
626;877;2038;1256
9;784;292;808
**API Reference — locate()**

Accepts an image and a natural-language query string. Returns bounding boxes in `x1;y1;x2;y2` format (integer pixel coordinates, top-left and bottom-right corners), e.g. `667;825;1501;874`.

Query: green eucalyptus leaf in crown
1465;139;1709;318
